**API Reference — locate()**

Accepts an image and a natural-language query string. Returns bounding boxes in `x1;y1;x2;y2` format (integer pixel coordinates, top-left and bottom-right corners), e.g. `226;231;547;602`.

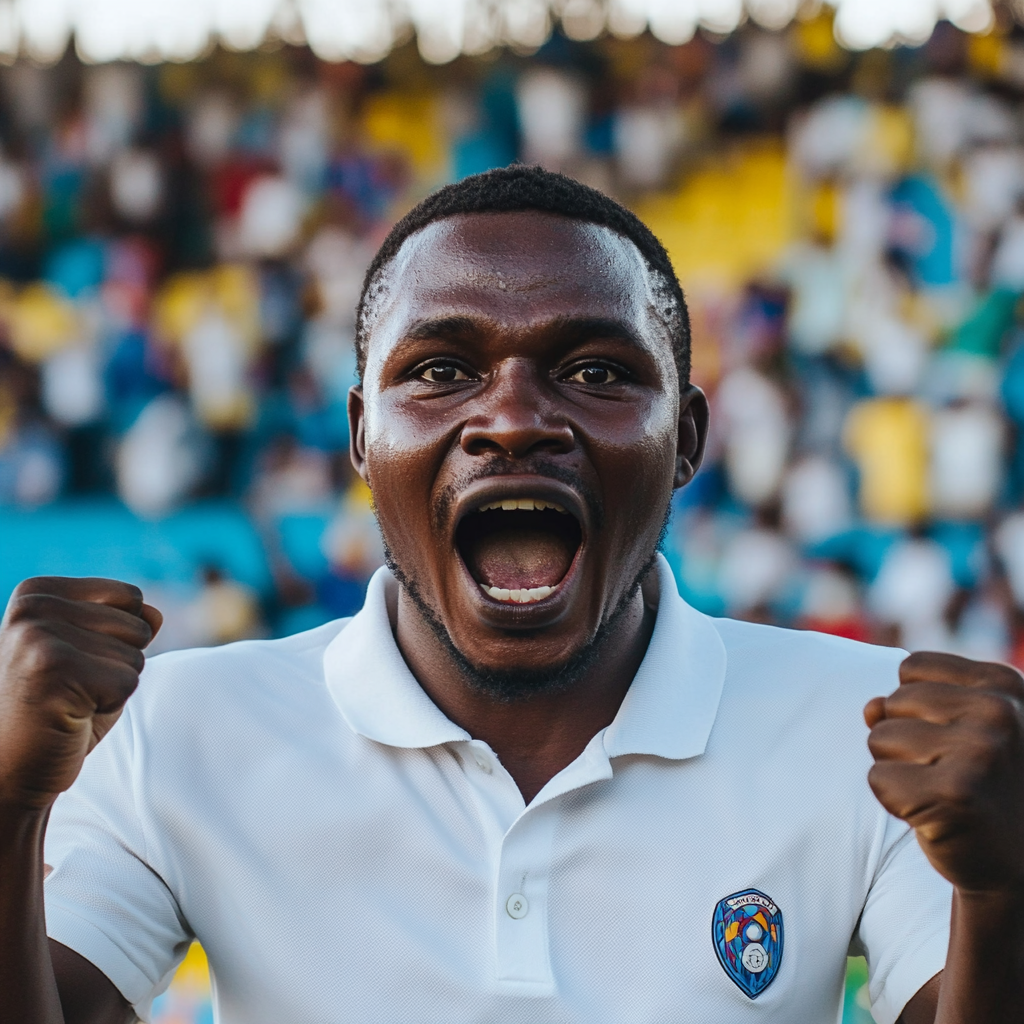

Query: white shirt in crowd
44;556;950;1024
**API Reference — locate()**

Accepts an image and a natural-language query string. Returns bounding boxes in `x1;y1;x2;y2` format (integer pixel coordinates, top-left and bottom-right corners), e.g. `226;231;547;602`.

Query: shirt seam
123;697;190;939
123;700;152;868
872;920;948;1023
45;896;159;993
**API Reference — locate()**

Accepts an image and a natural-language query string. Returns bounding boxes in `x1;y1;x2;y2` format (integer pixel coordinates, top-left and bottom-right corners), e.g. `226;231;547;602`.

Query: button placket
493;801;558;993
453;732;615;997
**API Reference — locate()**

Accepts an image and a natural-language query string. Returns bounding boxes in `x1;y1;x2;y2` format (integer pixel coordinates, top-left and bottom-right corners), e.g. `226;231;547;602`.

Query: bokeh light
0;0;1007;65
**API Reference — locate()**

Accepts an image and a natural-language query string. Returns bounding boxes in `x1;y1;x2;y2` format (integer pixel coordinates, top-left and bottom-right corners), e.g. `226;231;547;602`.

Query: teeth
477;498;568;513
480;584;556;603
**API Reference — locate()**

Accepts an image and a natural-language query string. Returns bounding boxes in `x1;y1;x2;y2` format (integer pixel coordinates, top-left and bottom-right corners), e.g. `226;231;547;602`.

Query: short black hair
354;165;690;388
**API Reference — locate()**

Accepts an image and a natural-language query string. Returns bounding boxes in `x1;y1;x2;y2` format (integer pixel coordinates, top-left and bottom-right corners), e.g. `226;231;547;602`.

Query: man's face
351;210;706;687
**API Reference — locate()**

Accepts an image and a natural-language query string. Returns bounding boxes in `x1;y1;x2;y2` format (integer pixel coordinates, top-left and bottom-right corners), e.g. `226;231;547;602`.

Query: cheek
597;401;677;481
593;408;677;542
362;392;451;520
364;392;427;474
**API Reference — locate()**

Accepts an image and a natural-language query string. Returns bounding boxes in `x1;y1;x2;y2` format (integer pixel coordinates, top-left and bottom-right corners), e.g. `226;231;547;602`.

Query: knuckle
866;762;892;796
113;581;143;606
901;650;956;675
122;665;142;695
103;665;141;705
901;650;931;670
955;727;1001;774
881;687;911;711
11;576;57;599
974;692;1019;732
23;635;70;676
866;720;899;754
123;616;152;646
935;758;984;804
936;776;974;815
995;663;1024;699
4;592;52;624
99;634;145;670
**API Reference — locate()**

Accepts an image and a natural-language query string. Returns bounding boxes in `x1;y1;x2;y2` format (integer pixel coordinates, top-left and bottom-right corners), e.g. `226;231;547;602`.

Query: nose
460;360;575;459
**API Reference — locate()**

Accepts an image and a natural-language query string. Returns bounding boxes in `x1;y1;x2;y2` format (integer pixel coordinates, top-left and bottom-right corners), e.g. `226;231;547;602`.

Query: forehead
365;210;668;362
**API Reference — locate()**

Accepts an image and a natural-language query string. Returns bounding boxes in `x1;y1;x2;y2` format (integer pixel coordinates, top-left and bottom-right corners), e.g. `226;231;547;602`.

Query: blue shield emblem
712;889;784;998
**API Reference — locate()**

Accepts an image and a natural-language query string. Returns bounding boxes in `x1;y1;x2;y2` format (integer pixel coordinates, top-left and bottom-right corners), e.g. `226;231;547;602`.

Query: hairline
356;209;686;392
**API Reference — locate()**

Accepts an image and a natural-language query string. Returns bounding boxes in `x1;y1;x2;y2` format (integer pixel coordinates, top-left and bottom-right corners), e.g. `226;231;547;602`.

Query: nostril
463;435;509;457
460;416;575;459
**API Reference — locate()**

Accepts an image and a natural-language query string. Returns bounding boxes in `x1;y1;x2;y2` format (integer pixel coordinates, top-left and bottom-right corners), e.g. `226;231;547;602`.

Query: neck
392;575;659;804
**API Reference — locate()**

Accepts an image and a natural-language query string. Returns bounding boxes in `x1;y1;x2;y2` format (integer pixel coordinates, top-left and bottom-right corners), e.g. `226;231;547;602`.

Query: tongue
467;527;574;591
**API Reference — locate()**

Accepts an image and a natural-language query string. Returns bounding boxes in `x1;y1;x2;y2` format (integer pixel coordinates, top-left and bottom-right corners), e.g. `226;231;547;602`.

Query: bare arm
52;941;136;1024
0;807;64;1023
0;806;133;1024
898;891;1024;1024
0;578;160;1024
900;973;940;1024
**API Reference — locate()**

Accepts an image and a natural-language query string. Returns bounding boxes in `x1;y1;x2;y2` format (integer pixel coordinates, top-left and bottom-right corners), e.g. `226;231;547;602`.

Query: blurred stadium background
2;0;1023;1019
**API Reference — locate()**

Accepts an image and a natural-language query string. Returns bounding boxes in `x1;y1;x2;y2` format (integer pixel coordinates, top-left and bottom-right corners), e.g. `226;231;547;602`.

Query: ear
674;384;709;489
348;384;369;483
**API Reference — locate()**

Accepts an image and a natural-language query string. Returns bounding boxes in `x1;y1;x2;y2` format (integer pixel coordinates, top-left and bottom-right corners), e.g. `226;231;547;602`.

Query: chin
387;537;653;704
433;630;606;704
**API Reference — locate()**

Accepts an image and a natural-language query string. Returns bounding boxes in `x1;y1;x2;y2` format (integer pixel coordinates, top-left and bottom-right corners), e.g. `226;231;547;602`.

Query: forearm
0;806;66;1024
934;889;1024;1024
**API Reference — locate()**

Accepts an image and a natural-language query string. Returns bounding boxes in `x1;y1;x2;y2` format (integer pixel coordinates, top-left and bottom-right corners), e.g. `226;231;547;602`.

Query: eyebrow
401;314;647;350
540;315;647;350
402;315;482;342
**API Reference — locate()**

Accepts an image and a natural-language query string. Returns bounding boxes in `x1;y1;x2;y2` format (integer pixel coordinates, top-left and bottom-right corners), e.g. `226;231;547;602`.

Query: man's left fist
865;651;1024;895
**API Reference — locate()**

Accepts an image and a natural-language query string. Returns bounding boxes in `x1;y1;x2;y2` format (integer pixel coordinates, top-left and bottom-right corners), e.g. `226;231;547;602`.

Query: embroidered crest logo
712;888;784;998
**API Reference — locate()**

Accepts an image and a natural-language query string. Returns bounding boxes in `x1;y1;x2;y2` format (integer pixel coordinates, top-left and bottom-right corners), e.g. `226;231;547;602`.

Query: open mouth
456;498;583;604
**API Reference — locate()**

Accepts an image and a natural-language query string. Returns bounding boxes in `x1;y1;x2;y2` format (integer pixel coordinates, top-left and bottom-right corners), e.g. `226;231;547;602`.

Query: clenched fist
0;577;161;813
865;651;1024;896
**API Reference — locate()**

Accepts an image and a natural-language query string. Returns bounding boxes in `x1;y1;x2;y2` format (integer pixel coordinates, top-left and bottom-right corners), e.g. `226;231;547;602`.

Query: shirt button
506;893;529;919
474;754;493;774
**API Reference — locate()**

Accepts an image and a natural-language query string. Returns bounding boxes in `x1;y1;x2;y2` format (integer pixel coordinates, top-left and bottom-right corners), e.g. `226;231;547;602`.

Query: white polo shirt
44;555;950;1024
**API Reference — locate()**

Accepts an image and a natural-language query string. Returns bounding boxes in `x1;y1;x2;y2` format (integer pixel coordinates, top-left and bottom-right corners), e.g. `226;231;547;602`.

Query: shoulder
129;618;352;735
713;616;904;696
708;617;904;749
698;619;904;834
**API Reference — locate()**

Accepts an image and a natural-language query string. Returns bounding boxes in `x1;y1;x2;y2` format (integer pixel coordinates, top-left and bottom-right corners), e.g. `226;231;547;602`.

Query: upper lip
449;475;590;542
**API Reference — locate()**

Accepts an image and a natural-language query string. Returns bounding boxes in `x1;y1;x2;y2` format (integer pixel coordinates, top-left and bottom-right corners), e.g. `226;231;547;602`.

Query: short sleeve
43;704;193;1023
855;814;951;1024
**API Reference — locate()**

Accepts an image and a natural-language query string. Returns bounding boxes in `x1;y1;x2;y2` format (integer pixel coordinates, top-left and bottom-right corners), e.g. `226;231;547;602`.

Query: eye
568;364;621;385
419;364;470;383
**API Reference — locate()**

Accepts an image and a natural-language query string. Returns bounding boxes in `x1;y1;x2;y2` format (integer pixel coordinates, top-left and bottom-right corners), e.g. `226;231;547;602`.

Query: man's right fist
0;577;161;813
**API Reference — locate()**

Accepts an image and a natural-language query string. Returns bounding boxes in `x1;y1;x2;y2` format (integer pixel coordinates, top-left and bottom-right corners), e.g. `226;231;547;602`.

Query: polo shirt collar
323;568;470;748
601;554;727;761
323;554;727;761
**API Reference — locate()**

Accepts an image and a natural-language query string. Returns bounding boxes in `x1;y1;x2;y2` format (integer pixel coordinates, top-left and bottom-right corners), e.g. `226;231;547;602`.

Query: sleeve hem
870;926;947;1024
45;900;157;1017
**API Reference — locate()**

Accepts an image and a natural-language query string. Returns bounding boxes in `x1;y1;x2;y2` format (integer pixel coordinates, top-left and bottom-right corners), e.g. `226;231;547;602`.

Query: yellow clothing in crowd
844;397;930;526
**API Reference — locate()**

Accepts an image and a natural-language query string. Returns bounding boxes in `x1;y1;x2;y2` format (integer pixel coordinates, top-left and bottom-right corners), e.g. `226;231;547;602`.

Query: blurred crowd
664;14;1024;668
3;12;1024;666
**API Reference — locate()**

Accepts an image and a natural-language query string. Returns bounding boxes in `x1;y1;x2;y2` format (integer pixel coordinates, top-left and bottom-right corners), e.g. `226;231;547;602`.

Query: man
1;166;1023;1023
